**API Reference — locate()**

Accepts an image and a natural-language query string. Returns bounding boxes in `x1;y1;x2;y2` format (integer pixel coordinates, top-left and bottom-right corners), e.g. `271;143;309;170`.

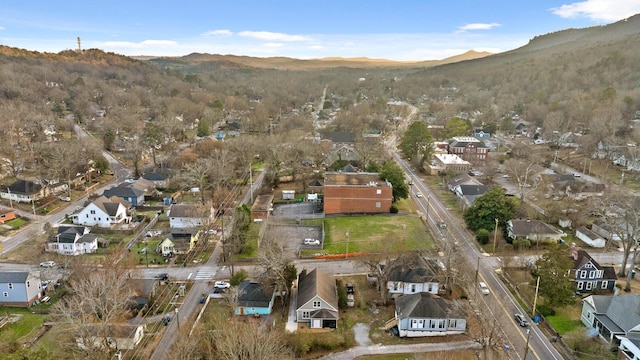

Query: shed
282;190;295;200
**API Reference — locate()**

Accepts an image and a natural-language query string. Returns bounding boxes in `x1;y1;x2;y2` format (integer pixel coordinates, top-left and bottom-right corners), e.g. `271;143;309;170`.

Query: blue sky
1;0;640;61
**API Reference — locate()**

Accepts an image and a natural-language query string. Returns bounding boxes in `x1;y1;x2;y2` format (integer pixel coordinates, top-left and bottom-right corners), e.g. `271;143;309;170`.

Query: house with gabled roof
46;226;99;256
169;204;213;229
454;184;488;208
570;245;616;294
296;268;338;329
392;293;467;337
0;271;42;307
387;253;441;298
141;172;169;188
576;227;606;248
235;281;276;316
0;179;45;203
581;294;640;345
446;173;481;191
0;207;16;224
71;195;131;228
506;219;566;243
103;184;145;205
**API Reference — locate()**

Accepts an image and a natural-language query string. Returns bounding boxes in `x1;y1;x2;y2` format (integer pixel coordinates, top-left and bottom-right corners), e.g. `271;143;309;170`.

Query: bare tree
256;227;296;306
213;320;293;360
504;158;538;199
593;193;640;291
51;260;136;358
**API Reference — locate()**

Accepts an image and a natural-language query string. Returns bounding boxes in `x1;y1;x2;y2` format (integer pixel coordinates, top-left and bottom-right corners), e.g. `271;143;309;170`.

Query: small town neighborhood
1;11;640;360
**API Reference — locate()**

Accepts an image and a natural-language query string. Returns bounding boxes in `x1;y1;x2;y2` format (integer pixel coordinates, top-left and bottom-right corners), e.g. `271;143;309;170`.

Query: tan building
426;154;471;175
323;172;393;215
251;195;274;222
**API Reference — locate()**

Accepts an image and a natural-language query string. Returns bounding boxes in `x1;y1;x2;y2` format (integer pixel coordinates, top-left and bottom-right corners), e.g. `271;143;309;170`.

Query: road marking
194;268;217;280
187;273;192;280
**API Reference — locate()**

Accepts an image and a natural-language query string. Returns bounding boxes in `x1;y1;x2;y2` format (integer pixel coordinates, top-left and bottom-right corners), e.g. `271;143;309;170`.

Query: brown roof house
323;172;392;215
296;268;338;329
0;207;16;224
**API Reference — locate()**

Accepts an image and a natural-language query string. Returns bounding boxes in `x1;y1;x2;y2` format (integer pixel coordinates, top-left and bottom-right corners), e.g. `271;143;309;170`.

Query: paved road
395;152;565;360
316;339;482;360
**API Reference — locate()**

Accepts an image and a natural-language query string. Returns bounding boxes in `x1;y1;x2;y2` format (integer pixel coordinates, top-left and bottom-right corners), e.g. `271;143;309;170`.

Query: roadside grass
546;314;582;335
234;222;260;260
6;218;27;228
304;215;432;255
356;352;480;360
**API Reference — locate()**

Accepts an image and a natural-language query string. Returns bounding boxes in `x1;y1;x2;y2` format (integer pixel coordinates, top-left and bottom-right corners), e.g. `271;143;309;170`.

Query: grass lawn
6;218;27;228
234;222;260;260
0;307;47;347
546;315;582;334
302;215;433;256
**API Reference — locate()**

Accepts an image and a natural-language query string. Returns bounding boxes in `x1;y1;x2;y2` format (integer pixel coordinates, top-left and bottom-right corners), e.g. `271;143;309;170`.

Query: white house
387;253;441;297
392;293;466;337
72;196;131;228
619;336;640;360
169;204;213;229
576;227;606;248
47;226;99;256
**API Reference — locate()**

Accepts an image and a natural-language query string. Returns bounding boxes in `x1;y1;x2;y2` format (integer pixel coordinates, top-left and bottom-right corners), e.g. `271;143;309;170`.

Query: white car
478;281;490;295
214;281;230;289
40;261;56;268
415;192;422;198
304;238;320;246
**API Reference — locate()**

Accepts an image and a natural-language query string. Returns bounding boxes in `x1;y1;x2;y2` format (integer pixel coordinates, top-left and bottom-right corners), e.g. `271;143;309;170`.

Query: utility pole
249;165;253;204
532;276;540;318
493;218;499;255
524;328;532;359
175;307;180;329
475;256;480;284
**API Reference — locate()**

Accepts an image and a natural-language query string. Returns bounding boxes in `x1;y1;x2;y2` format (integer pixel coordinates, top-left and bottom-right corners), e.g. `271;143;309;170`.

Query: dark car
154;273;169;281
514;313;530;327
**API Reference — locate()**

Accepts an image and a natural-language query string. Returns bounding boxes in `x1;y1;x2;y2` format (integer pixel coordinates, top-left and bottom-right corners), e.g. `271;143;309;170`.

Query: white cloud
202;29;233;36
551;0;640;21
141;40;177;46
263;42;284;48
458;23;501;31
237;31;311;42
0;26;4;30
308;45;324;50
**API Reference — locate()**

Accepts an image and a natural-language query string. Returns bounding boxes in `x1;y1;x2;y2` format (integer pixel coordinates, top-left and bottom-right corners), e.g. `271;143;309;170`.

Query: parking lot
262;223;323;258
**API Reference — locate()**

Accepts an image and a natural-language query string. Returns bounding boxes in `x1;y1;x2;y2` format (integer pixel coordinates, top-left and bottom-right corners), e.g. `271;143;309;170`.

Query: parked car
58;196;71;202
39;261;56;268
154;273;169;281
415;192;423;198
478;281;490;295
514;313;530;327
303;238;320;246
214;281;230;289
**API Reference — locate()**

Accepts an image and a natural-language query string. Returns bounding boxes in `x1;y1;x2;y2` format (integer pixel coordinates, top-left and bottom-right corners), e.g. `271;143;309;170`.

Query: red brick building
447;136;489;161
251;195;274;222
323;172;393;215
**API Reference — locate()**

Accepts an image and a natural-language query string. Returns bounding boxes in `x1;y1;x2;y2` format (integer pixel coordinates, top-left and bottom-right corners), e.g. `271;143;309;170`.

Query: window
430;320;436;329
411;284;416;293
586;282;592;290
302;311;310;319
577;281;584;290
601;281;608;289
438;320;445;329
581;270;587;278
598;270;604;278
2;292;7;297
376;202;381;208
313;301;321;308
449;319;457;328
90;210;96;214
393;282;399;291
376;189;382;195
411;319;419;329
8;283;13;289
589;271;595;279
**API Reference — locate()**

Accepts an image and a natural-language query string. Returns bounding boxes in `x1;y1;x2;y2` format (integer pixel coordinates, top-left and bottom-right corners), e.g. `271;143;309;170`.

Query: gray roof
509;219;563;236
0;271;29;283
78;234;98;244
457;184;488;196
447;174;478;187
388;253;439;283
573;250;616;280
6;179;41;195
169;204;201;218
589;294;640;333
297;268;337;309
56;226;87;243
577;227;602;240
237;281;274;308
141;172;167;181
103;185;144;198
321;131;355;144
396;293;466;319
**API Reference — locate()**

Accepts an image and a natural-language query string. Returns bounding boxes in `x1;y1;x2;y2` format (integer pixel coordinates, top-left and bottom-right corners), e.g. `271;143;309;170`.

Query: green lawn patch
303;215;433;255
0;307;46;345
546;315;582;334
6;218;27;228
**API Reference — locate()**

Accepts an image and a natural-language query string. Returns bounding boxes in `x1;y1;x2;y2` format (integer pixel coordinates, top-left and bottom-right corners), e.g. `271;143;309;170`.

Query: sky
1;0;640;61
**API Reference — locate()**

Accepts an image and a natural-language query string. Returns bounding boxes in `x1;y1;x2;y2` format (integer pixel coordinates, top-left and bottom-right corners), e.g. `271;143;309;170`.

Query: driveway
316;339;482;360
353;323;372;346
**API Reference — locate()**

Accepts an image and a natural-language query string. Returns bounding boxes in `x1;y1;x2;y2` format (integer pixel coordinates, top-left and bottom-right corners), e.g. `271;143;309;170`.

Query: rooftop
324;172;390;187
434;154;472;165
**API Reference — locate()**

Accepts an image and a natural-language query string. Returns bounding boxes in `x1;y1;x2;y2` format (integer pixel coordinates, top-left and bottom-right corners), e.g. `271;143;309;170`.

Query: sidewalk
285;279;298;333
315;339;482;360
